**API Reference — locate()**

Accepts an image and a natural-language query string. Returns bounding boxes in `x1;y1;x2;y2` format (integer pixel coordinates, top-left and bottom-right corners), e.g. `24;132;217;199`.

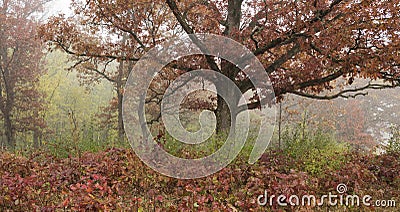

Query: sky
44;0;72;18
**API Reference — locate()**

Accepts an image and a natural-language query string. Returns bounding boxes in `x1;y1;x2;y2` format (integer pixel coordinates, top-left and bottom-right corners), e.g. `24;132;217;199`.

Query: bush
386;125;400;153
1;147;399;211
283;125;349;176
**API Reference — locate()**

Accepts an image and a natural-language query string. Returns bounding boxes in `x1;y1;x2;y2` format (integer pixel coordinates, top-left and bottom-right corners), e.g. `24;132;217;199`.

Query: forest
0;0;399;211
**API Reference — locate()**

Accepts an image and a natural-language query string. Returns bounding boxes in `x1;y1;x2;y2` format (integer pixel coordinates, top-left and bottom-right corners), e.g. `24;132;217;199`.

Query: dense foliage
0;0;49;149
0;0;399;211
39;0;400;133
0;145;398;211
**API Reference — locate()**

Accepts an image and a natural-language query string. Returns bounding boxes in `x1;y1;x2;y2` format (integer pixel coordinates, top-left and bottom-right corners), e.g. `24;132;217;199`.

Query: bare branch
290;82;398;100
55;40;139;62
84;67;116;83
94;4;147;50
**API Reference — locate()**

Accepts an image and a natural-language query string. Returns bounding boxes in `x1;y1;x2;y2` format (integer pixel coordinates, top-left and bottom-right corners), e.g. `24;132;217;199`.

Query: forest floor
0;147;399;211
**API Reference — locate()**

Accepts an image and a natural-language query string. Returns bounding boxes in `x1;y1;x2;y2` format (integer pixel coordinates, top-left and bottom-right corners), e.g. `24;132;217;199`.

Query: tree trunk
115;34;131;144
278;102;282;149
215;95;232;134
33;130;39;149
4;112;15;150
117;89;125;143
0;135;3;150
214;61;241;134
214;0;243;135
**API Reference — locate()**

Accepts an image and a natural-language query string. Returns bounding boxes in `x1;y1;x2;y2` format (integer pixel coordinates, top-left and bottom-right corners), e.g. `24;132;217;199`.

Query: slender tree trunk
0;43;15;150
117;89;125;143
33;110;41;149
4;112;15;150
33;130;39;149
116;58;125;144
115;34;131;144
278;102;282;149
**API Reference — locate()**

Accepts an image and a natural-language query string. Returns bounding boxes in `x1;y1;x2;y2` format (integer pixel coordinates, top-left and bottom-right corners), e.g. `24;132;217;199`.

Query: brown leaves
0;0;48;146
39;0;400;117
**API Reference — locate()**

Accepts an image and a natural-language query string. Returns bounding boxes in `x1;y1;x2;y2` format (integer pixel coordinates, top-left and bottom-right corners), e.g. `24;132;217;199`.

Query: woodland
0;0;399;211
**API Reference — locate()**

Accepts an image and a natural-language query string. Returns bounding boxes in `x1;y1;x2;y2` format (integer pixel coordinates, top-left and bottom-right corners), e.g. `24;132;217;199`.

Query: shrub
386;125;400;153
283;125;350;176
0;147;399;211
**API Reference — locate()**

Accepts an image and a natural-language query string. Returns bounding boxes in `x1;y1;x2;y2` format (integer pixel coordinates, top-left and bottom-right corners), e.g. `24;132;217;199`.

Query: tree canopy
0;0;49;149
39;0;400;132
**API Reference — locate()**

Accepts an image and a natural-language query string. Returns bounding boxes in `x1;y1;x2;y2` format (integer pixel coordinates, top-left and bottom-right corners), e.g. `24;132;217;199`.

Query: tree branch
83;66;116;83
251;0;343;57
289;82;398;100
55;40;139;62
166;0;221;73
265;43;301;74
293;70;344;90
95;4;147;50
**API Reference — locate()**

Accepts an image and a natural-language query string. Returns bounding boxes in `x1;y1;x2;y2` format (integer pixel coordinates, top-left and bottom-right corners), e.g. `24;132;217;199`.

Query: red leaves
0;0;47;147
0;148;399;210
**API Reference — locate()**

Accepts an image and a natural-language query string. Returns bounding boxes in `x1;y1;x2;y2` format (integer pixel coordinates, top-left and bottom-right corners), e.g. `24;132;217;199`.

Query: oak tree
39;0;400;134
